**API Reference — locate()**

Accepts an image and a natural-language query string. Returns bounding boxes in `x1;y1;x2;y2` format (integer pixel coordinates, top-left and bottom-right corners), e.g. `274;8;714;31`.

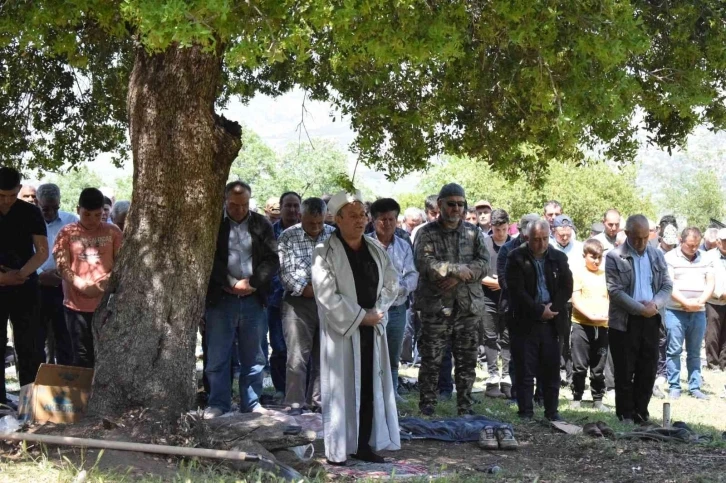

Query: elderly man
278;197;335;412
414;183;489;416
19;184;38;205
110;201;130;232
606;215;672;423
507;219;573;421
312;190;400;465
702;228;720;252
705;228;726;371
403;207;424;234
368;198;418;400
0;168;48;408
595;209;621;253
550;214;583;386
474;200;493;234
204;181;279;418
264;197;282;225
481;209;512;398
36;183;78;365
664;227;714;400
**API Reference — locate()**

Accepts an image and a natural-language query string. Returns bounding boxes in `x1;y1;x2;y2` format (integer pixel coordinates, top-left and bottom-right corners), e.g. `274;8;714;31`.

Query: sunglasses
445;201;466;208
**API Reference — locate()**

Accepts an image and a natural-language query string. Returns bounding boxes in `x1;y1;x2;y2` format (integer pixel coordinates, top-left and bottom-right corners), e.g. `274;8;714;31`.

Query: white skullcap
327;189;363;216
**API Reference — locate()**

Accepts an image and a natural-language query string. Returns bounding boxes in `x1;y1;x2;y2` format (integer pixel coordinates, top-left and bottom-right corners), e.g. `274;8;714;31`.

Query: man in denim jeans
203;181;280;419
664;227;715;400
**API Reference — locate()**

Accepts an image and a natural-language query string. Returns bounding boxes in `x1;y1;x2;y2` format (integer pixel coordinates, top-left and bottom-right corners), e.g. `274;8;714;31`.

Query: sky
83;87;421;195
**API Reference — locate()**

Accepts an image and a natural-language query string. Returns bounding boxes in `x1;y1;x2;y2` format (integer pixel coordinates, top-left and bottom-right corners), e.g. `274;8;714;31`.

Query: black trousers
38;285;73;365
570;323;608;401
64;307;95;368
482;310;511;379
705;304;726;370
357;326;374;454
609;315;659;422
511;322;560;418
0;283;42;403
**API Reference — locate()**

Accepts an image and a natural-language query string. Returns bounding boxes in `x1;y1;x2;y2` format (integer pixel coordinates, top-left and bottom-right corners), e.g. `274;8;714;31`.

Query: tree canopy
412;156;655;234
2;1;726;178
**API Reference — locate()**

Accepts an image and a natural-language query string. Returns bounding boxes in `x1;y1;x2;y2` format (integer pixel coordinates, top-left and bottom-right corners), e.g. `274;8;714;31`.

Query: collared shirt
550;238;584;272
268;219;297;307
665;247;713;311
39;211;79;272
368;231;418;306
279;223;335;296
532;254;551;305
226;212;253;282
626;240;654;304
594;232;616;253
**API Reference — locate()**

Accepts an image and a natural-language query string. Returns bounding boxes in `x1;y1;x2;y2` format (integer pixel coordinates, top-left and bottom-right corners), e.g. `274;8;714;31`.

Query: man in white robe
312;190;401;465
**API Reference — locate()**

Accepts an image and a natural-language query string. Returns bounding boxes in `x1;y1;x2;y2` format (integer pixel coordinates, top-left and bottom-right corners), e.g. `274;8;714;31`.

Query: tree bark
88;44;241;417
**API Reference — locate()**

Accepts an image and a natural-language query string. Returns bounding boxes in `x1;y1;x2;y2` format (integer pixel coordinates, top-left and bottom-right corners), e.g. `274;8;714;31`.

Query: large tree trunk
89;44;241;417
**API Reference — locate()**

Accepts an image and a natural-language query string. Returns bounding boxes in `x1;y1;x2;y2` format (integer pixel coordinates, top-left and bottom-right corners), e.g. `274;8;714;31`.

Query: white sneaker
203;407;224;420
251;404;271;415
485;374;501;385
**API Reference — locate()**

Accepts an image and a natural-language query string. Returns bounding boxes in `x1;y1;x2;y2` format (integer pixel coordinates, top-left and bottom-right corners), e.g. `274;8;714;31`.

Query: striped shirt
665;248;714;311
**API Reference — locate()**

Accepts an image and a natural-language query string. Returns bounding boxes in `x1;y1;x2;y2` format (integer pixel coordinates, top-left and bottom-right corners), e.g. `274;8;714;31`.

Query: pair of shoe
478;425;519;450
583;421;615;438
485;384;506;399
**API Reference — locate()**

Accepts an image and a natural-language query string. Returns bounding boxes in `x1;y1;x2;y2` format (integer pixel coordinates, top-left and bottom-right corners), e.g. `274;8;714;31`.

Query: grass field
2;355;725;482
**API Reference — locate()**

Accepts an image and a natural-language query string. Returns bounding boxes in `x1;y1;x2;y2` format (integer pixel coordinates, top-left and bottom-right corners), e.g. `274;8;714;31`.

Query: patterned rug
324;458;449;480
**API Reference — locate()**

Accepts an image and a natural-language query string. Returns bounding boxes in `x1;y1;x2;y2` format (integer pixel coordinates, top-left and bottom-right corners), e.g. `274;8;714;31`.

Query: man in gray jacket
605;215;672;424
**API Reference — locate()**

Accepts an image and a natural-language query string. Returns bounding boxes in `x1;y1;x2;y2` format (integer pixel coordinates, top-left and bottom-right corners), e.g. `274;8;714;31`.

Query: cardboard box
18;364;94;424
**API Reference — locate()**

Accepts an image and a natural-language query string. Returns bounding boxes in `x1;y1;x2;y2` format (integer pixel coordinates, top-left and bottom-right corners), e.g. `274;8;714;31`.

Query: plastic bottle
0;415;20;435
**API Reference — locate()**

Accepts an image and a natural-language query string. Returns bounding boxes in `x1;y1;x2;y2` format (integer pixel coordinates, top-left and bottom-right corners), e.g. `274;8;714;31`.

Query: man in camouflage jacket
414;183;490;415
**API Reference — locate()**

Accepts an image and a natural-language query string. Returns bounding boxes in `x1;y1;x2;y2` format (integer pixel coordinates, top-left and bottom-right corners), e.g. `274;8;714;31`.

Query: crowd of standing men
2;164;726;464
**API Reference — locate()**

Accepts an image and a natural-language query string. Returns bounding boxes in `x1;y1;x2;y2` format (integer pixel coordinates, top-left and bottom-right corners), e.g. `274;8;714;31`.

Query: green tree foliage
229;130;350;204
46;166;103;213
414;156;655;234
2;1;726;178
662;169;726;229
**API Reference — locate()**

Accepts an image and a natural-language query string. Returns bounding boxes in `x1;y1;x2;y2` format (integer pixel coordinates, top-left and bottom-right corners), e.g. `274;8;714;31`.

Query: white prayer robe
312;234;401;463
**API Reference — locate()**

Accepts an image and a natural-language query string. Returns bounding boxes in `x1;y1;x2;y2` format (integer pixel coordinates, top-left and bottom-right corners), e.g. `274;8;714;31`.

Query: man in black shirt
0;167;48;406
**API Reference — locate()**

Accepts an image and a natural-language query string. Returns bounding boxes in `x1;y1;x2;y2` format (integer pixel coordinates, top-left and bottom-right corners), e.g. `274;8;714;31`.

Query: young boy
54;188;122;368
570;239;609;410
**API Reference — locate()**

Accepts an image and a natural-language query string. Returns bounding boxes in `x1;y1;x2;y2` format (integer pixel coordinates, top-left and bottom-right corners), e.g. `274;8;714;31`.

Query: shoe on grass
583;422;603;438
203;407;224;419
569;400;582;409
690;389;708;400
485;384;506;399
596;421;616;438
670;389;681;400
495;427;518;450
478;425;499;450
593;400;611;412
420;405;435;416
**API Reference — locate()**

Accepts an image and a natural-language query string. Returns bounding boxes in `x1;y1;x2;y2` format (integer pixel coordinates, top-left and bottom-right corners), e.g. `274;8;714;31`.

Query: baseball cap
474;199;492;209
591;222;605;234
553;215;574;228
662;224;678;246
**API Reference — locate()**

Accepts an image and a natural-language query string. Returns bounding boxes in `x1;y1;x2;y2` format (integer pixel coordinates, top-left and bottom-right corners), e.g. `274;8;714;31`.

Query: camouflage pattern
413;221;490;316
418;313;480;413
413;219;489;414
